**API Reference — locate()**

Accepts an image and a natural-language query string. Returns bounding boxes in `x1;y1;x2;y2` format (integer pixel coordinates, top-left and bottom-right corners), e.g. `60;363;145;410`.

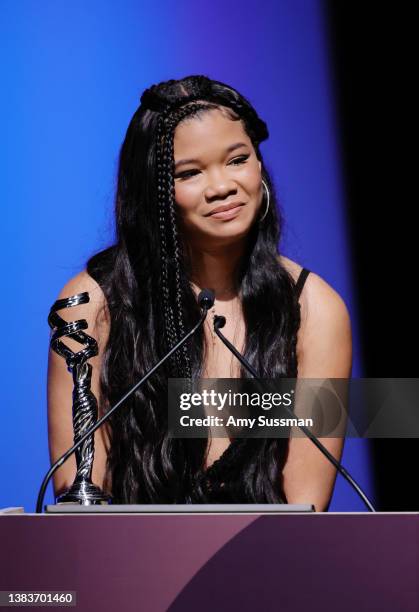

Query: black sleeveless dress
87;249;311;502
294;267;310;302
196;266;311;502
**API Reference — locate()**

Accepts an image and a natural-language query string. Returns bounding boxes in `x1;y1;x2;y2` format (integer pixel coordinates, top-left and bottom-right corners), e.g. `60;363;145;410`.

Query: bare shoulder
57;269;106;306
299;269;351;335
279;254;350;327
279;255;352;376
278;254;303;283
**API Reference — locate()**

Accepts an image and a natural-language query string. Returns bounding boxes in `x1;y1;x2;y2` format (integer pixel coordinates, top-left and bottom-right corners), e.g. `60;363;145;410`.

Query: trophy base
56;476;112;505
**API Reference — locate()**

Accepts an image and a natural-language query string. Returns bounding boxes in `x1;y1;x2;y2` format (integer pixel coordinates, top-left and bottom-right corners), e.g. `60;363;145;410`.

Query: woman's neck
188;241;245;299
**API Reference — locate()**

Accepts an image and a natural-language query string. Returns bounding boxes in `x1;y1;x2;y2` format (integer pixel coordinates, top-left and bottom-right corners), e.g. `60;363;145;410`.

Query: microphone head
214;315;226;330
198;288;215;311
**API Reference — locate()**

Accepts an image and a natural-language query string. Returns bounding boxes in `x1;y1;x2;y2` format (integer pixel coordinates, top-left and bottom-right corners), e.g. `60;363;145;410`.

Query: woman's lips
207;204;245;220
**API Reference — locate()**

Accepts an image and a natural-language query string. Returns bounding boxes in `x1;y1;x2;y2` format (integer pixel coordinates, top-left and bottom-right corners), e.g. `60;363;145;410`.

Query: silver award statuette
48;291;111;505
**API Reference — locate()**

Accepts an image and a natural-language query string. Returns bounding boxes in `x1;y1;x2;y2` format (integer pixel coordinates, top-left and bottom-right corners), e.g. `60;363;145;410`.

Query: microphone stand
36;291;214;514
213;315;376;513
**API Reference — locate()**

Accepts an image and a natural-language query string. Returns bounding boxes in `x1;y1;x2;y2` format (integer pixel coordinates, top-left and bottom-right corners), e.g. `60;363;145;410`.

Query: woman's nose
204;170;237;200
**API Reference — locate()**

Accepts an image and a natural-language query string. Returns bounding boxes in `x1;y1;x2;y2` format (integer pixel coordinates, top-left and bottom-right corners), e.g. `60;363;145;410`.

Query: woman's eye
230;155;249;165
175;170;199;180
175;155;249;180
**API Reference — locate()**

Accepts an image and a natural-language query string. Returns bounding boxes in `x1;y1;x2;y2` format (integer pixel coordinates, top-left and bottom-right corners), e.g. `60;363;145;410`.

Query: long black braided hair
87;75;301;503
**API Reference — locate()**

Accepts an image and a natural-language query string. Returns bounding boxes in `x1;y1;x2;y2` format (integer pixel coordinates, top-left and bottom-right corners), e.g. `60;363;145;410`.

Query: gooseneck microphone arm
213;315;376;513
36;289;215;514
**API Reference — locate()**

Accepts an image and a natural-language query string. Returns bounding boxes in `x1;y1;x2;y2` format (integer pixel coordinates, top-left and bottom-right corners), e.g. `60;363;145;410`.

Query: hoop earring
259;180;270;222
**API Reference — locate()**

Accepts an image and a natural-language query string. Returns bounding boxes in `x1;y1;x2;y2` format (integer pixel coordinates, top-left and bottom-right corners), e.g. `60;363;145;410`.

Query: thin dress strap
295;268;310;301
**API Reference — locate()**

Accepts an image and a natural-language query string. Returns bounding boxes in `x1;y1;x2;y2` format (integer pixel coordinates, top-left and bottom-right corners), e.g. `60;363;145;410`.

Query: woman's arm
281;271;352;512
47;270;111;498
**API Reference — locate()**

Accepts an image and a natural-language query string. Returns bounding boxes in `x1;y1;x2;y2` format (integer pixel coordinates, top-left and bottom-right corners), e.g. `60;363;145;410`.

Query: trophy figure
48;291;111;505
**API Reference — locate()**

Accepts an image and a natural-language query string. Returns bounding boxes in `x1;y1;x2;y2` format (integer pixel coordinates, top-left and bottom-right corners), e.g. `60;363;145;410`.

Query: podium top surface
43;503;314;514
0;504;315;515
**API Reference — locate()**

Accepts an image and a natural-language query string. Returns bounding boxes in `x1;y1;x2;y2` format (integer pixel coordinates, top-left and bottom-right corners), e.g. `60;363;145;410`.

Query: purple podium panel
0;514;418;612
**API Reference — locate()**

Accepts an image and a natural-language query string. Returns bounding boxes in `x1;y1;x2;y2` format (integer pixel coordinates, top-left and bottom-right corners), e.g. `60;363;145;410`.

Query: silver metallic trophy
48;291;111;505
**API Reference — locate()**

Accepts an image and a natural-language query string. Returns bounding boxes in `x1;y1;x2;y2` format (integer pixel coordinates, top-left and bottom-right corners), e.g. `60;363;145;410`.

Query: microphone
213;315;376;512
36;289;215;513
198;288;216;311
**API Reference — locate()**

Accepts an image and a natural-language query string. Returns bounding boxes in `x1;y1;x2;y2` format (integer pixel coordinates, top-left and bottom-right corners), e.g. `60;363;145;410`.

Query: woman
47;75;352;511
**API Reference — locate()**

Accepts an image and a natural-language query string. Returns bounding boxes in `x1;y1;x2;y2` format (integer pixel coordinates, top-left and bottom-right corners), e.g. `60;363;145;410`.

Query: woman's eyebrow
174;142;249;170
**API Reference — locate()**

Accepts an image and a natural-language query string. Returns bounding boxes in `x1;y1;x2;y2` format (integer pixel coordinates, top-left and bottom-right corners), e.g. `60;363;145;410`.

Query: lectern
1;507;417;612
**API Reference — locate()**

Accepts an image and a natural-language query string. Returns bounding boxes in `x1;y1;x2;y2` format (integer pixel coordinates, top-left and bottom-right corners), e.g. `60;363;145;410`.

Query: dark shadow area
168;515;416;611
324;2;417;510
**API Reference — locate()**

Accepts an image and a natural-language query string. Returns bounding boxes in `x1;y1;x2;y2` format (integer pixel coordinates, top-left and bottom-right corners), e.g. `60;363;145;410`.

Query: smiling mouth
205;202;245;216
206;204;245;220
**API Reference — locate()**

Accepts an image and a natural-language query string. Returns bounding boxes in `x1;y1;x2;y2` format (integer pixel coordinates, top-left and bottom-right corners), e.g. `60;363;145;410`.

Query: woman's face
173;107;263;248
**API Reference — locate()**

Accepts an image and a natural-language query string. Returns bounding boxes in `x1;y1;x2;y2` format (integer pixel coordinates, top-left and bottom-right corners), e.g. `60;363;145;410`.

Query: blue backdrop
0;0;374;511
